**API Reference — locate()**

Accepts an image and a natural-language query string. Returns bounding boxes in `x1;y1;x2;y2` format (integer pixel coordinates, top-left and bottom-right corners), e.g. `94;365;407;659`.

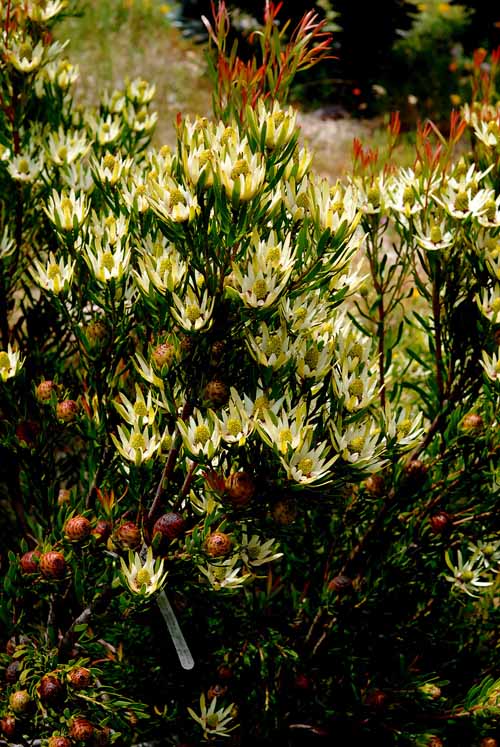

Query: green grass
57;0;213;148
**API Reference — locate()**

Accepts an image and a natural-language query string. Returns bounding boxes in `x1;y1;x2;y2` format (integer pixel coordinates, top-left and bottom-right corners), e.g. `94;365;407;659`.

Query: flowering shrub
0;2;499;746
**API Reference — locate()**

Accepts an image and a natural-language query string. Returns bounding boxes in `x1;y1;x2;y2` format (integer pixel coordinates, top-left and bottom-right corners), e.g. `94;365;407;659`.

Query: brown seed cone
92;520;112;543
48;737;72;747
56;399;79;422
294;673;312;690
126;710;139;727
328;575;353;593
5;659;21;682
16;420;40;447
461;413;484;432
85;320;107;347
403;459;428;488
0;716;16;737
225;471;255;507
271;499;297;525
67;667;92;689
364;474;385;497
429;512;453;534
9;689;31;713
36;379;56;402
365;689;387;708
20;549;41;574
70;717;94;742
426;738;443;747
153;512;186;542
217;664;233;681
205;532;232;558
114;521;141;549
480;738;498;747
92;726;111;746
39;551;67;579
65;515;91;542
152;342;175;368
210;340;225;364
38;673;64;704
204;380;229;407
207;683;228;701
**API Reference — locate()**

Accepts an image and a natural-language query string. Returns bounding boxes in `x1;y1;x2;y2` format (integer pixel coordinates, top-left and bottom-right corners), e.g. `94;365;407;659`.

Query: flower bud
36;379;56;402
9;689;31;713
56;399;79;422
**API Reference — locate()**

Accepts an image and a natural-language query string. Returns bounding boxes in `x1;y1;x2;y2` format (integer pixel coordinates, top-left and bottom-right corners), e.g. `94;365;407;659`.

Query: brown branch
147;400;193;523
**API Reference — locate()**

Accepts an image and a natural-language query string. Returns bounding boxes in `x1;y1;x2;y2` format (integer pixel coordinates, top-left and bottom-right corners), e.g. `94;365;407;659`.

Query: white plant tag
156;590;195;670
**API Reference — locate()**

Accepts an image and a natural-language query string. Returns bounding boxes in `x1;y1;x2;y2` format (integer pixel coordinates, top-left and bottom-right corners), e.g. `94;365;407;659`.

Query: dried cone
225;471;255;507
114;521;141;549
92;519;112;543
210;340;225;364
152;342;175;368
65;515;91;542
36;379;56;402
461;413;483;432
217;664;233;681
207;683;228;701
70;717;94;742
205;532;232;558
5;659;21;682
480;739;498;747
153;512;186;543
204;379;229;407
39;551;67;579
38;673;64;704
271;499;297;525
429;512;452;534
68;667;91;689
85;320;107;347
365;689;387;709
92;727;111;746
403;459;428;489
9;689;31;713
56;399;79;422
58;488;71;505
48;738;72;747
426;738;443;747
294;673;312;690
0;716;16;737
16;420;40;447
20;549;41;574
328;575;353;594
364;474;385;497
